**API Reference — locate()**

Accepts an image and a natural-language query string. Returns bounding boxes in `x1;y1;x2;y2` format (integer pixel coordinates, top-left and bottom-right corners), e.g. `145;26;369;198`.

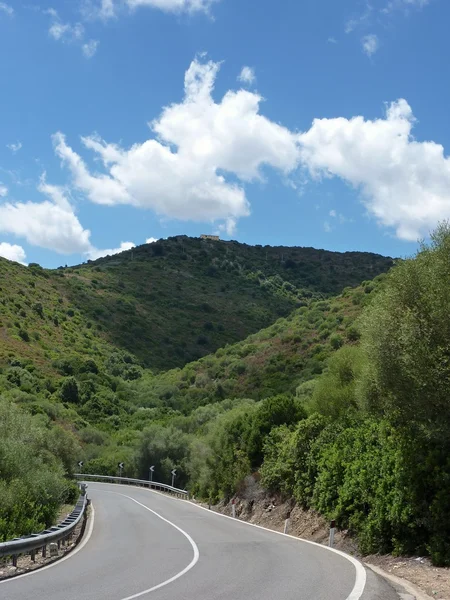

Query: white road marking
0;503;96;585
186;499;367;600
106;492;200;600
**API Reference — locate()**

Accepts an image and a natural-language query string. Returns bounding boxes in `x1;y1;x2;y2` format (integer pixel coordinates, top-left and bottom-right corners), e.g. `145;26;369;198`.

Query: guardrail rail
0;493;88;567
75;473;189;498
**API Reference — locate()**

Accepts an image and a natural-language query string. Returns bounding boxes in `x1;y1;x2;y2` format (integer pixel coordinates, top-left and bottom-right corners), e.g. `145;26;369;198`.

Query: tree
247;394;306;468
359;223;450;428
60;377;80;404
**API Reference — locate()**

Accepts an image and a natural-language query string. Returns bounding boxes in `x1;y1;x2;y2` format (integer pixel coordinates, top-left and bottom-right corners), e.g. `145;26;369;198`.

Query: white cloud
7;142;22;154
0;198;93;255
324;221;332;233
327;37;338;44
0;184;8;197
47;9;98;58
329;209;351;224
238;66;256;86
53;56;300;231
362;34;379;57
145;237;158;244
0;243;26;264
85;0;116;19
383;0;431;14
87;241;135;260
0;177;134;259
0;3;13;16
84;0;217;19
82;40;99;58
48;13;84;42
299;99;450;241
127;0;217;12
345;2;373;33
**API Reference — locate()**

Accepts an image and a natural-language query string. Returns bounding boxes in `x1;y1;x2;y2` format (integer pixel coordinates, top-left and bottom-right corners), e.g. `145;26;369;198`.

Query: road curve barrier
75;473;189;499
0;493;88;568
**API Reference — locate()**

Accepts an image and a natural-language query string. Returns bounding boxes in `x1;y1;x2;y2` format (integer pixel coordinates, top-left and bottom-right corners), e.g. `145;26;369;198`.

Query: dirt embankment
198;476;450;600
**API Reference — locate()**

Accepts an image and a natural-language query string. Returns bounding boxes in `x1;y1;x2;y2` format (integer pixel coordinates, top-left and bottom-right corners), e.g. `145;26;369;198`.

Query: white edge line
0;504;96;585
90;481;366;600
103;491;199;600
187;499;367;600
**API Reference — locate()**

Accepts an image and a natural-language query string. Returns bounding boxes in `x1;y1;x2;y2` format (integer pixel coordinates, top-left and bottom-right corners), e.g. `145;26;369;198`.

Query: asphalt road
1;483;398;600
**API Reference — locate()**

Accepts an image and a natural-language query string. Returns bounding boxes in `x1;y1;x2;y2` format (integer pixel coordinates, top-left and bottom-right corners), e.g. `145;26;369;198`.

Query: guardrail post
12;555;17;567
42;544;47;558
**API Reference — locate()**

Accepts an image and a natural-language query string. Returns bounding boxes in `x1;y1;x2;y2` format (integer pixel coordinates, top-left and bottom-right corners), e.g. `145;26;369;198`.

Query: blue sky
0;0;448;267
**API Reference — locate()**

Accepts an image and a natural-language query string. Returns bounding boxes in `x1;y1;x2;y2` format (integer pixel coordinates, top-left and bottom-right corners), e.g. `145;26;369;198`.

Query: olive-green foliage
0;237;392;371
308;346;364;418
190;402;256;500
360;223;450;427
0;400;78;541
135;424;193;488
130;282;378;414
260;226;450;565
247;394;306;468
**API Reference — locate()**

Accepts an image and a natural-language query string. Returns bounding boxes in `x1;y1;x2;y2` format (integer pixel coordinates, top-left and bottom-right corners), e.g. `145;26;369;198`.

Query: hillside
1;236;393;371
129;278;382;413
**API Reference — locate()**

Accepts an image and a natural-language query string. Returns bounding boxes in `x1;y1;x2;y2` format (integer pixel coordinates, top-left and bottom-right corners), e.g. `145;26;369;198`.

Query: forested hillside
20;236;393;369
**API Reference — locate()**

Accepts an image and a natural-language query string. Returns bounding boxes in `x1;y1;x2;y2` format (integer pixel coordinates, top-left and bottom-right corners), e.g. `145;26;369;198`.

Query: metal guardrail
0;493;88;566
75;473;189;498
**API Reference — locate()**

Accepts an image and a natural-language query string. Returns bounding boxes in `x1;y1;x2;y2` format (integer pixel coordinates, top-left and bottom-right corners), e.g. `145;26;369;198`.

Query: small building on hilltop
200;234;220;241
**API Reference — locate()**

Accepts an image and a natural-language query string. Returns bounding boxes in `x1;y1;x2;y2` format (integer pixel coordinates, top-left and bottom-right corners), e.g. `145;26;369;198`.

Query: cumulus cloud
53;56;300;232
0;178;134;259
87;241;135;260
362;34;379;56
0;3;13;16
299;99;450;241
0;243;26;264
0;198;93;255
145;237;158;244
238;66;256;86
0;184;8;197
7;142;22;154
47;56;450;243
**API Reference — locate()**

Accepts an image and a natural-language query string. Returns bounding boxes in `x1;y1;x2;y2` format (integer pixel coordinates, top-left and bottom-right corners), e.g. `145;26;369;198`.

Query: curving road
1;483;398;600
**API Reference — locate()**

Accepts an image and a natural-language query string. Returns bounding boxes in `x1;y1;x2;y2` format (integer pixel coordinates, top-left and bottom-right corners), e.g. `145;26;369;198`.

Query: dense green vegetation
7;229;450;566
0;402;79;541
49;236;393;369
0;237;391;541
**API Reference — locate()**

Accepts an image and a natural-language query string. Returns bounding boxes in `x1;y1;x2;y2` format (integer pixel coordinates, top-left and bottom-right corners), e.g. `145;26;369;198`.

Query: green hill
130;278;382;413
1;236;393;371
